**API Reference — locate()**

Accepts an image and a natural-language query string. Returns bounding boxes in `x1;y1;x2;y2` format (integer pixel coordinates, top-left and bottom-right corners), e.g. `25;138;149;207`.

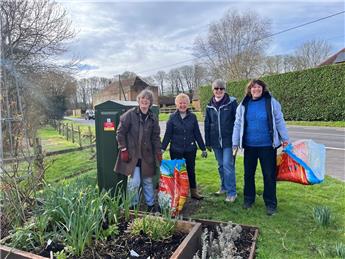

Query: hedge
199;63;345;121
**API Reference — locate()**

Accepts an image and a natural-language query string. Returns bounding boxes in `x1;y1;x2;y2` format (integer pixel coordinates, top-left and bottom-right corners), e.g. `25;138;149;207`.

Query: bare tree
179;65;194;92
261;55;298;75
1;0;75;155
167;69;184;95
194;10;271;81
293;39;333;70
193;64;209;89
154;70;167;95
1;0;75;71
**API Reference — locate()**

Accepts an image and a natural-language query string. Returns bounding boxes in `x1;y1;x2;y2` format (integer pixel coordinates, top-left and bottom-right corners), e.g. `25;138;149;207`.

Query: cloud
58;1;344;78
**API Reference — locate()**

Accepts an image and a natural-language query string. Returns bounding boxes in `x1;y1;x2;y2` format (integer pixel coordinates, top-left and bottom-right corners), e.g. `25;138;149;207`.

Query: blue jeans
127;167;154;207
213;147;236;197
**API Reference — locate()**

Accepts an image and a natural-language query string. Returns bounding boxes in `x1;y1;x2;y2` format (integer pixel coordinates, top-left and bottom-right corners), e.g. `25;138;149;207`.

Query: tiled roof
318;48;345;66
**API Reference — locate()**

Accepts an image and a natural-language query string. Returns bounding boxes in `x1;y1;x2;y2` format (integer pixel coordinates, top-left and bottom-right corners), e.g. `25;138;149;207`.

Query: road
65;117;345;181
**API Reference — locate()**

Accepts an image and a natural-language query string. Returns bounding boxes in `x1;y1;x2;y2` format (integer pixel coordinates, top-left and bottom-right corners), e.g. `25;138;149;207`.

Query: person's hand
232;146;238;156
120;149;130;162
201;150;207;158
282;141;289;148
156;153;163;164
206;146;212;152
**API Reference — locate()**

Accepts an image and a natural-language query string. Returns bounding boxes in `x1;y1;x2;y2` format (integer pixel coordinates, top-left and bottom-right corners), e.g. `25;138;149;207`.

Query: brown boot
190;188;204;200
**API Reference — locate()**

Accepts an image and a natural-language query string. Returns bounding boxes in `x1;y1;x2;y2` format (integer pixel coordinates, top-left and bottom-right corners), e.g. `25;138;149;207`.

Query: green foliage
191;150;345;258
129;214;176;241
54;250;68;259
286;121;345;127
5;217;56;251
199;63;345;121
334;242;345;258
313;206;332;227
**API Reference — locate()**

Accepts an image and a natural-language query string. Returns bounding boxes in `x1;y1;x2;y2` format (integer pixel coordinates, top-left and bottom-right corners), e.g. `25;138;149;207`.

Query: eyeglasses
213;87;225;91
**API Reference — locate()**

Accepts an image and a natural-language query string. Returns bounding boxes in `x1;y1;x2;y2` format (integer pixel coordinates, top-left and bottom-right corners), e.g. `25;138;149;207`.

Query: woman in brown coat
114;89;162;211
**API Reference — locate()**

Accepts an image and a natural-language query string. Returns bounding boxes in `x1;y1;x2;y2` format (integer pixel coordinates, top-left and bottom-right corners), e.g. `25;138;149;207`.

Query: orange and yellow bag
158;159;189;216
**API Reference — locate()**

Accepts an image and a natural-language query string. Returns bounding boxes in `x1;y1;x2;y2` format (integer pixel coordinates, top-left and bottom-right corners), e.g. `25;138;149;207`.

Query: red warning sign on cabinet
104;121;115;131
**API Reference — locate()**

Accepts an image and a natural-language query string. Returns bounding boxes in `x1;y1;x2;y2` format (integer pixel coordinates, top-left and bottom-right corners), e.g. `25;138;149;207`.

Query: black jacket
204;93;237;148
162;109;206;153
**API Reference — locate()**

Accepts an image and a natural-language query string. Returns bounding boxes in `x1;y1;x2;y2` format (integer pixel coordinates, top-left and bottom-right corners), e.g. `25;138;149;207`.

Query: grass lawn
39;126;345;258
159;111;204;121
44;150;96;183
61;119;96;135
191;151;345;258
37;126;79;152
286;121;345;127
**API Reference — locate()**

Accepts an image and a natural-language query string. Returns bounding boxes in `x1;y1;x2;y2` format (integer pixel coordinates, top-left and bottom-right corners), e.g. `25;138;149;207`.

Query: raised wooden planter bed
0;219;202;259
182;218;259;259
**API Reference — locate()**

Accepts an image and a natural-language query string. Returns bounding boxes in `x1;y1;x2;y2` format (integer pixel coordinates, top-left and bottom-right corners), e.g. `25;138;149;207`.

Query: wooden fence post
88;126;93;152
71;124;75;143
66;123;69;141
34;137;44;185
58;121;61;134
78;126;82;147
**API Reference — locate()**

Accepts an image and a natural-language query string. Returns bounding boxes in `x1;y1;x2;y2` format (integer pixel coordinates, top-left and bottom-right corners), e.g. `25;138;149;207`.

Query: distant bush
199;63;345;121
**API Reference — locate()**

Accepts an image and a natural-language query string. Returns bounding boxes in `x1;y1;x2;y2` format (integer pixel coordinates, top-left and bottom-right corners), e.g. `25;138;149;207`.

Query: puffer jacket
204;93;237;149
162;109;206;153
232;92;289;149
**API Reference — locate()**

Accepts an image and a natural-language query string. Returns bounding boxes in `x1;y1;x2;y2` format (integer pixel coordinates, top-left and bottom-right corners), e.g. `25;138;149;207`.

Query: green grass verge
286;121;345;127
44;150;96;183
38;124;345;258
61;119;96;135
191;150;345;259
159;111;204;121
37;126;79;152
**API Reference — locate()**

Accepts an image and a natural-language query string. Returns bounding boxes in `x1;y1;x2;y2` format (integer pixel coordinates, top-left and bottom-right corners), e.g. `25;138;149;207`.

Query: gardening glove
120;149;130;162
206;146;212;152
156;152;163;164
201;150;207;158
232;146;238;157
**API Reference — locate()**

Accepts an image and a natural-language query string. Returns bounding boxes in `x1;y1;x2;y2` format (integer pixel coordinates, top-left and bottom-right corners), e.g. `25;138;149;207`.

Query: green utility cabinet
95;100;159;195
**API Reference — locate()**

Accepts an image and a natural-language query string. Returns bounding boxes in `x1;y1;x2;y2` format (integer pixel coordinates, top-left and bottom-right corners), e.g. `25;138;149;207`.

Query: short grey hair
137;89;154;107
212;79;226;90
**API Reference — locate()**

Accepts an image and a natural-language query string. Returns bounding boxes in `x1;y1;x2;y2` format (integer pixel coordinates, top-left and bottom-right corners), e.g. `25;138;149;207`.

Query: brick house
93;76;159;106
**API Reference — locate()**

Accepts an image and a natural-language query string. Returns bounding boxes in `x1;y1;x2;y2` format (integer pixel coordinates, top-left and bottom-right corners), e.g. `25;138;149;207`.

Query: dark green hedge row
199;63;345;121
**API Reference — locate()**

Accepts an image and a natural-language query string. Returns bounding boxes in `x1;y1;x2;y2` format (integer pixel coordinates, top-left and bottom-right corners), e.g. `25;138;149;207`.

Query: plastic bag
158;159;189;216
277;139;325;185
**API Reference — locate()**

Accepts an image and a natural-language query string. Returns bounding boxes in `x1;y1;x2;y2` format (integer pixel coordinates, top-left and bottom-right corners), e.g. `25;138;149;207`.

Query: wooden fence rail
51;120;95;149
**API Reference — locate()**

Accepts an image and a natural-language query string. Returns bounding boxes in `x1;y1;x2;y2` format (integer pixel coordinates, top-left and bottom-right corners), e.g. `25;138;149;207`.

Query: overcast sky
58;0;345;79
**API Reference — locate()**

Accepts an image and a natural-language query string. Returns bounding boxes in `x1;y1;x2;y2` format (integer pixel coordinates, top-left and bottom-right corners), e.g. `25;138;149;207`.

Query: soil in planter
79;219;187;259
37;217;187;259
196;224;256;259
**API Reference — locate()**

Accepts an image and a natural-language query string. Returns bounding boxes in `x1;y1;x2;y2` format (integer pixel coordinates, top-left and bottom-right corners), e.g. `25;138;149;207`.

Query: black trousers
170;150;197;189
244;146;277;209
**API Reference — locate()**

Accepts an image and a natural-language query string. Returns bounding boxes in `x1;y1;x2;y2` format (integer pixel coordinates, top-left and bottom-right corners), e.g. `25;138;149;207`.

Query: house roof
318;48;345;66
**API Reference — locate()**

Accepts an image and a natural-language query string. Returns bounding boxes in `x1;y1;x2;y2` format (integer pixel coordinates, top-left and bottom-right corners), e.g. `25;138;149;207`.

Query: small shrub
193;221;242;259
334;242;345;258
129;215;176;241
313;206;331;227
